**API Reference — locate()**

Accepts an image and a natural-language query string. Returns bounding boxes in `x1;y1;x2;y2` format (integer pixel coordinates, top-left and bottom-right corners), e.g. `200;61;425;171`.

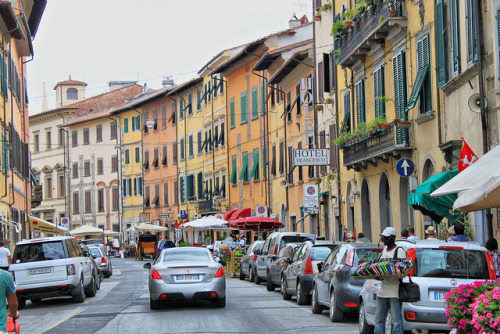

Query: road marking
42;306;82;333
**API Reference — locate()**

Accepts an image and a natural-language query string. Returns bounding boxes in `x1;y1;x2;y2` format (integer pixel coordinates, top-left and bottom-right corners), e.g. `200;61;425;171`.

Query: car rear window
162;249;211;263
310;246;336;261
279;236;313;250
356;248;383;264
13;241;65;263
416;248;489;279
89;248;101;257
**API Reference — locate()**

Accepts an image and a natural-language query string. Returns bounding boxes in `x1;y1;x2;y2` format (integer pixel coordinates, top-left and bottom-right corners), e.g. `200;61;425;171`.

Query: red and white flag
458;137;478;172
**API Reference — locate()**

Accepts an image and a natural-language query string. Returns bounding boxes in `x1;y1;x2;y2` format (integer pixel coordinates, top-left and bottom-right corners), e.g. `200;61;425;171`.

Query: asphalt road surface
18;258;359;333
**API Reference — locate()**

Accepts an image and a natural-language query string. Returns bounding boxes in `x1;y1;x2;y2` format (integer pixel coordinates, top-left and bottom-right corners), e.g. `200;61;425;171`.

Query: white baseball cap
380;227;397;237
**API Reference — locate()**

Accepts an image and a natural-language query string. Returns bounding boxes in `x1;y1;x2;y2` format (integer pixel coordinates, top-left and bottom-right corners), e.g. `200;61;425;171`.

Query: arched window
67;88;78;100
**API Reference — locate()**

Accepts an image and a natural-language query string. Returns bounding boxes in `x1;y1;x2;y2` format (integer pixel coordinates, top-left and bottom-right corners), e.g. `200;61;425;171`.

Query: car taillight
485;251;497;279
406;312;416;320
151;269;162;280
67;264;76;275
253;255;258;261
101;257;106;264
214;267;224;278
439;246;463;250
274;244;278;255
406;248;416;276
345;301;358;307
304;255;313;274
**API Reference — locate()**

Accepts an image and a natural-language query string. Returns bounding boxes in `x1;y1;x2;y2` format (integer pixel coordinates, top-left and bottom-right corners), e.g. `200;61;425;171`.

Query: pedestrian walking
407;227;419;241
0;267;18;334
375;227;406;334
447;226;455;241
239;235;246;248
0;242;11;272
425;226;437;239
400;230;409;239
356;232;370;243
485;238;500;277
450;223;468;242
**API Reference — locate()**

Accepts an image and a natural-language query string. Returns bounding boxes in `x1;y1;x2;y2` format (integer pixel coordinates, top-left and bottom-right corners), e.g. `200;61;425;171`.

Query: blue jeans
374;297;403;334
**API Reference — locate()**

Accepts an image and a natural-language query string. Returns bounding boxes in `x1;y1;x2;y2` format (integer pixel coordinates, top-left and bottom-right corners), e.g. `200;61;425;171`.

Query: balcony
31;185;43;208
337;1;407;68
341;122;412;171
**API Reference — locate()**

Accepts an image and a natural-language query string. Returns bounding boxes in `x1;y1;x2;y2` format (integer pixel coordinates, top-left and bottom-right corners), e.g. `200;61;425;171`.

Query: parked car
239;240;264;282
255;232;316;284
79;243;102;291
157;239;175;254
81;238;106;247
281;241;338;304
144;247;227;310
358;240;496;334
311;243;383;321
10;236;98;308
266;243;300;290
88;245;113;278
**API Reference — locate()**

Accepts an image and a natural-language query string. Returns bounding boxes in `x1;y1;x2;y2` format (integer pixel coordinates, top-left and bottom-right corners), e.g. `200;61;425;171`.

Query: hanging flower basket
344;21;354;29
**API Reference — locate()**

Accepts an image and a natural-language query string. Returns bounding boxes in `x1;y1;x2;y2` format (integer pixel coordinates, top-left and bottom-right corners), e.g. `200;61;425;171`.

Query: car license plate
433;291;447;301
29;267;52;275
176;274;200;281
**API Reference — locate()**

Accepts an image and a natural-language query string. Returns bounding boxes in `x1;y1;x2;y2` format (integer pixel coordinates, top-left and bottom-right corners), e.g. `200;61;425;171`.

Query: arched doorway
361;179;372;242
345;182;355;238
379;173;392;230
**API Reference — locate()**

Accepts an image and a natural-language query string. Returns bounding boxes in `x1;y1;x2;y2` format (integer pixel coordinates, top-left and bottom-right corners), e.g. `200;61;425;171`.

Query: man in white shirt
0;242;11;271
239;235;246;248
375;227;406;334
425;226;437;239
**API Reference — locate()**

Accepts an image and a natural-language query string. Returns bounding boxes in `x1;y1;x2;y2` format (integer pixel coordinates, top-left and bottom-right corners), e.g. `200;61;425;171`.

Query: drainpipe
107;116;123;242
334;50;342;242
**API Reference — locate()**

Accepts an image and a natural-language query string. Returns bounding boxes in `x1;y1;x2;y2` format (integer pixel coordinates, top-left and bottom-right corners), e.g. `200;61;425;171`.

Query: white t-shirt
378;246;406;298
0;247;11;267
407;235;419;241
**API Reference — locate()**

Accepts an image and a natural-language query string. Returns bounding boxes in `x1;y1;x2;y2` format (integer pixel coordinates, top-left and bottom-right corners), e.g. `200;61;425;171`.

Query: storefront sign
304;185;319;209
293;149;328;166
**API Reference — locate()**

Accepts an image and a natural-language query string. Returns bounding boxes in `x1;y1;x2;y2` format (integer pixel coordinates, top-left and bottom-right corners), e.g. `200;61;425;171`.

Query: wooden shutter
329;124;337;170
230;98;235;128
435;1;448;88
393;51;408;144
318;61;324;97
252;87;258;119
374;67;385;118
355;80;365;125
172;142;177;164
466;0;476;65
241;93;247;123
197;172;203;199
320;131;327;174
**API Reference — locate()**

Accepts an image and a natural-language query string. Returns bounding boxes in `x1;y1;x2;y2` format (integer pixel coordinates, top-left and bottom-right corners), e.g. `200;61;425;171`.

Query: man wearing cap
425;226;437;239
375;227;406;334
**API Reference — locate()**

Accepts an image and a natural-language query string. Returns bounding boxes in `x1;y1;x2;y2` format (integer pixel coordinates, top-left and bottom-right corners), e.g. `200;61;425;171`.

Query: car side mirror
218;260;227;266
284;257;292;264
92;255;97;259
317;262;323;272
143;263;151;269
84;251;91;257
271;255;277;261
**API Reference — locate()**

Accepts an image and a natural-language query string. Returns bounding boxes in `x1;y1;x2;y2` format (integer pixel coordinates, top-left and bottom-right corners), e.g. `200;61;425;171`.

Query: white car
10;236;98;307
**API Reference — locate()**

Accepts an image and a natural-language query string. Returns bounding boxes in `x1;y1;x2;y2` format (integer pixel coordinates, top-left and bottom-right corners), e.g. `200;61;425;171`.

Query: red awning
223;209;238;221
230;217;284;231
229;208;252;221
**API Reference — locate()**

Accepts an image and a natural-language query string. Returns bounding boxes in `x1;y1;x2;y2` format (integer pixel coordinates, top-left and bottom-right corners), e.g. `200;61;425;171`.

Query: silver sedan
144;247;226;310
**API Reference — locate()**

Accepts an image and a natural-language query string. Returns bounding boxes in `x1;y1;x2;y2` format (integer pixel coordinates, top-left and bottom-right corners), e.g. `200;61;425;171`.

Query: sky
27;0;311;115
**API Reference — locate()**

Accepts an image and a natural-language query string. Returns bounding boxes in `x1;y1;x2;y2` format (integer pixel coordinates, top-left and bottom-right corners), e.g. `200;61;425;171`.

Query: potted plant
394;118;412;127
331;20;346;37
388;1;399;16
325;97;333;104
315;12;322;21
355;0;368;15
315;104;323;111
322;2;333;10
344;9;358;28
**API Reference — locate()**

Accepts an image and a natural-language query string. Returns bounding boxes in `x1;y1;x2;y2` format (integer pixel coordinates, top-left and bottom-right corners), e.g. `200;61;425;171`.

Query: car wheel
266;272;275;291
17;296;26;309
255;272;262;285
150;296;160;310
296;280;309;305
239;269;245;280
95;272;101;290
385;312;392;334
109;264;112;277
84;275;97;297
249;267;255;283
311;285;323;314
215;296;226;308
329;290;343;322
359;301;374;334
281;275;292;300
72;277;85;303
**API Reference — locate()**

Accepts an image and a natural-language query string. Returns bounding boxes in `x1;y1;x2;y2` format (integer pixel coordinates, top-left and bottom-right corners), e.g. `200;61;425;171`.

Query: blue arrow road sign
396;158;415;177
180;210;187;220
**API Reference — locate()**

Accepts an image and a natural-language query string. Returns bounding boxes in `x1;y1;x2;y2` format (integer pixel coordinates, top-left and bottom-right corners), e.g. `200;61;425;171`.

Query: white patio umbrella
133;223;167;232
103;230;120;236
180;216;228;229
431;145;500;211
69;225;104;236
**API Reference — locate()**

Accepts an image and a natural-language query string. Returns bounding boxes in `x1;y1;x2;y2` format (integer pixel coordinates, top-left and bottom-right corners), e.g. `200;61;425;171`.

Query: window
220;174;226;198
230;98;235;128
125;148;130;165
240;92;247;124
161;104;167;128
320;131;327;174
143;109;149;133
164;182;169;206
197;88;202;112
296;83;301;116
123;178;132;197
67;88;78;100
162;145;168;166
261;83;266;115
85;190;91;213
132;115;141;132
134;177;143;196
124;117;129;133
111;155;118;173
297;141;303;181
271;84;276;108
324;53;335;93
143;150;149;170
73;192;79;214
188;133;194;158
285;91;292;122
197;172;203;199
341;91;351;133
450;0;460;77
374;66;385;118
135;146;140;163
72;162;78;179
435;1;448;87
288;144;294;184
239;152;249;183
83;128;89;145
96;125;102;142
144;184;150;207
72;130;78;147
112;187;119;211
466;0;477;65
46;131;51;150
110;121;117;139
173;142;177;165
329;124;338;170
171;100;177;125
180;176;186;203
220;120;225;146
152;107;158;131
98;188;104;212
153;147;159;168
197;129;202;154
179;99;185;120
188;93;193;116
97;158;103;175
45;177;52;199
271;143;277;177
417;36;431;114
279;140;284;175
230;156;237;185
58;175;65;197
208;81;212;103
58;129;65;147
251;87;258;120
174;180;178;205
187;174;195;201
394;50;409;145
154;183;160;207
355;80;365;126
180;136;185;161
214;122;219;149
84;161;90;177
34;134;39;152
250;149;260;181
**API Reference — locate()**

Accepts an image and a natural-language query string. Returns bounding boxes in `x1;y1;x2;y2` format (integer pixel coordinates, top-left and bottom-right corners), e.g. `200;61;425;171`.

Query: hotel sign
293;149;328;166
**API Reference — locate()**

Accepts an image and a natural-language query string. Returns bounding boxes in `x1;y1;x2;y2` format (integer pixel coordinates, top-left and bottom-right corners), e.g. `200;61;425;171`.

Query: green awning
318;191;328;198
249;158;259;180
406;64;429;111
230;163;237;185
408;169;461;223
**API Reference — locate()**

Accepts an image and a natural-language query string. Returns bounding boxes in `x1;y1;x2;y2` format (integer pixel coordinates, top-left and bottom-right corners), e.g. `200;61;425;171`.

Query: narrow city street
18;258;359;333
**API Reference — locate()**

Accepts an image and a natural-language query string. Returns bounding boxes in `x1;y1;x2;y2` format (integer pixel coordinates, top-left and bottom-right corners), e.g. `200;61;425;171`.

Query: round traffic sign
257;206;265;214
396;158;415;177
61;218;69;225
306;186;316;195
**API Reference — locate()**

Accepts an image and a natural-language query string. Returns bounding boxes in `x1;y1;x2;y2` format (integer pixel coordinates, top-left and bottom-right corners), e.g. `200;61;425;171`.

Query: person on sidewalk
425;226;437;240
0;268;18;334
375;227;406;334
407;227;419;241
0;243;11;272
485;238;500;277
447;226;456;241
450;223;468;242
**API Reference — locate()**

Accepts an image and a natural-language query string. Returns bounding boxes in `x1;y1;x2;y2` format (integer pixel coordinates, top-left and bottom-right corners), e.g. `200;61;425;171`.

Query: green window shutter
197;89;202;111
241;93;247;123
180;138;185;160
187;175;194;201
249;150;260;181
230;98;235;128
466;0;477;65
252;88;258;119
239;153;249;182
136;116;141;131
394;51;409;145
180;176;185;203
230;156;237;185
341;91;351;133
355;80;365;125
124;118;129;133
262;147;267;180
374;66;386;118
261;83;266;115
220;177;226;197
197;172;203;199
179;99;184;119
406;61;428;111
450;0;461;76
125;149;130;164
435;1;448;88
135;147;140;162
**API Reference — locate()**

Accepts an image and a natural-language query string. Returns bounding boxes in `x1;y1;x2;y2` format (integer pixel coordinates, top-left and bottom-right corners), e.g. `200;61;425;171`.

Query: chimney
42;82;48;112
